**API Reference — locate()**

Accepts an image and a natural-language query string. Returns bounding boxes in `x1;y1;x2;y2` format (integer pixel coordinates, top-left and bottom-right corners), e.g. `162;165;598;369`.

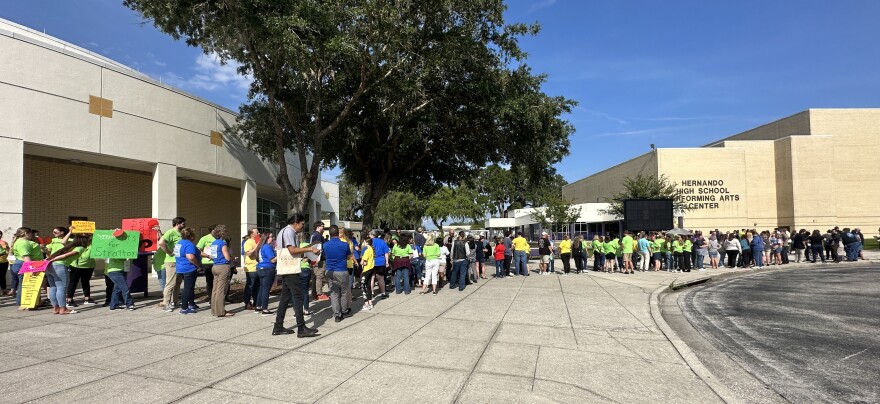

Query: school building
0;18;340;254
562;109;880;236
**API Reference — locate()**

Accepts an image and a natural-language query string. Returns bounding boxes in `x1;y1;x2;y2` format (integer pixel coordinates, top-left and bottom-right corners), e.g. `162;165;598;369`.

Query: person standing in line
66;235;96;307
360;238;376;308
558;234;572;275
392;235;413;295
792;229;806;263
272;214;319;337
537;232;551;275
637;232;651;272
603;236;616;273
492;236;506;278
682;235;693;272
546;234;556;274
309;221;328;302
340;227;358;308
707;234;720;269
724;234;741;268
739;233;752;268
422;236;441;294
174;227;203;315
619;231;635;274
254;232;276;316
103;258;135;311
571;235;584;274
438;238;450;285
196;225;216;303
809;230;826;263
512;232;530;276
474;235;487;280
502;231;513;278
450;232;470;290
750;231;765;269
208;225;235;318
413;227;427;286
652;234;664;272
717;232;728;267
694;231;708;271
324;225;352;323
152;225;167;292
591;235;603;272
159;217;186;311
241;228;260;311
671;236;685;273
370;230;391;299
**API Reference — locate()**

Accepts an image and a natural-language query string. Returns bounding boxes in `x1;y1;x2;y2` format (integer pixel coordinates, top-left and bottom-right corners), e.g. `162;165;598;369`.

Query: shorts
373;265;386;277
652;252;662;261
540;255;550;264
605;253;616;260
622;253;632;262
708;252;718;258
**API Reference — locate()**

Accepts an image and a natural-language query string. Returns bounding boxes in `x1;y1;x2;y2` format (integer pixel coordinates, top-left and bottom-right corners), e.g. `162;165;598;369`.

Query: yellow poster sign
20;272;45;309
71;221;96;234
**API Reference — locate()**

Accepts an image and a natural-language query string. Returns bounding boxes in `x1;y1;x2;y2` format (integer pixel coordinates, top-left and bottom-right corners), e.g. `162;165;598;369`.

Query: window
257;198;285;235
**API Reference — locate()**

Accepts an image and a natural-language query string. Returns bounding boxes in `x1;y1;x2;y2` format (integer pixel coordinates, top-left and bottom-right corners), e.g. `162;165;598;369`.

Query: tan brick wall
177;179;242;255
23;155;151;234
562;152;659;204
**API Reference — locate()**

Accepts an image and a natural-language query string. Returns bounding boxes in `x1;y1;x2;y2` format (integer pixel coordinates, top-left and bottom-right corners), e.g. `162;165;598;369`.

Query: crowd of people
0;217;873;337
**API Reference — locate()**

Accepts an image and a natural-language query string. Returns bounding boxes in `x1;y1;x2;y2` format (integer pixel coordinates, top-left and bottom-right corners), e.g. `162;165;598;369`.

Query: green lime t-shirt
196;234;215;265
161;229;181;263
13;239;43;261
672;240;684;253
683;239;693;252
47;237;65;256
61;246;85;266
603;241;615;255
153;248;166;271
621;236;634;254
423;244;441;260
654;239;666;253
73;246;96;268
106;258;126;273
299;242;312;269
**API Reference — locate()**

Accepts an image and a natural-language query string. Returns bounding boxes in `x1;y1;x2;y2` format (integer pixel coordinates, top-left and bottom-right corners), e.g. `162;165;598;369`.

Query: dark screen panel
623;199;673;231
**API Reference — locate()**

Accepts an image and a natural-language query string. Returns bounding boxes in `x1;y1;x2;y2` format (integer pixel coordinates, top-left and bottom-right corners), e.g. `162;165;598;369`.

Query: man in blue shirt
637;232;652;272
324;225;352;322
370;230;391;299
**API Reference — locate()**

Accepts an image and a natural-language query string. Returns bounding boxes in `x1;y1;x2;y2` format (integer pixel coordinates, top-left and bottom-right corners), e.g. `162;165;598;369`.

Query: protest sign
71;221;96;234
20;272;45;309
122;218;160;253
91;230;140;259
20;260;49;274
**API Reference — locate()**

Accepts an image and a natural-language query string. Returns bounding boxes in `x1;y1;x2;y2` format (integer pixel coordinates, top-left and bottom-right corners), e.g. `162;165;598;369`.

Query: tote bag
275;230;303;276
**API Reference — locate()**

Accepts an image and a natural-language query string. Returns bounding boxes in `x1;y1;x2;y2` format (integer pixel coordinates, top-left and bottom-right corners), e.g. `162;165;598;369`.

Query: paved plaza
0;256;875;403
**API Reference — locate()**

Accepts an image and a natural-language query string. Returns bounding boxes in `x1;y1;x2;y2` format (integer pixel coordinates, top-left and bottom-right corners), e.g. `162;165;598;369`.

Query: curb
649;260;877;404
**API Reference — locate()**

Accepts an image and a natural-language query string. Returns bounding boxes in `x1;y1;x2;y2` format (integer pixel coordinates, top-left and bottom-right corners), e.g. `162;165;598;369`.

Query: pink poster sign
20;260;49;274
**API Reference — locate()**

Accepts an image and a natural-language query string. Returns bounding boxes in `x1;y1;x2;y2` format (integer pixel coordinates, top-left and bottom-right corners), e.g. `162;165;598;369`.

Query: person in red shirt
493;237;505;278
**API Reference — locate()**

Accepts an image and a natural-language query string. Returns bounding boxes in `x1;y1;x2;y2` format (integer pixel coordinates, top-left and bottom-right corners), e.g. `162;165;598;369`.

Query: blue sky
3;0;880;184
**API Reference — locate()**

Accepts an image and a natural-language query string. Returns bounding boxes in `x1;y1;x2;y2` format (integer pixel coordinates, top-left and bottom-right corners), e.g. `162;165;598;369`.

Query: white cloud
158;52;252;94
529;0;557;13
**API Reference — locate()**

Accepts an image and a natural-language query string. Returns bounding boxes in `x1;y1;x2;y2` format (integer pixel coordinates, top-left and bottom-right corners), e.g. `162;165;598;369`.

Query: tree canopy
601;174;690;218
530;197;582;232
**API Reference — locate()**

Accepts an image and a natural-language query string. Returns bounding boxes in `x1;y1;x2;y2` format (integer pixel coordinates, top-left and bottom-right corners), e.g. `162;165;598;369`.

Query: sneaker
83;299;97;305
126;306;136;311
164;306;175;313
66;301;78;308
179;308;195;315
261;310;274;317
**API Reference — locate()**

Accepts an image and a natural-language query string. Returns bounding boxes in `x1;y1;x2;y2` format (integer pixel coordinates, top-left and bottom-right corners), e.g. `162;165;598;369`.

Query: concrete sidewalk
0;255;874;403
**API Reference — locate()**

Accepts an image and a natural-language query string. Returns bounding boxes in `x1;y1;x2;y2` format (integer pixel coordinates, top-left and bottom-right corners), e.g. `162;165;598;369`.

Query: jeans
696;250;706;269
156;268;167;290
256;267;276;310
451;260;468;290
503;255;512;276
753;250;764;267
299;268;312;311
11;261;23;305
664;252;673;270
548;255;555;273
45;263;69;308
812;245;826;263
845;242;860;261
243;271;259;306
394;267;411;294
179;271;197;310
513;251;528;276
494;259;503;277
274;274;306;329
106;271;133;308
411;258;424;284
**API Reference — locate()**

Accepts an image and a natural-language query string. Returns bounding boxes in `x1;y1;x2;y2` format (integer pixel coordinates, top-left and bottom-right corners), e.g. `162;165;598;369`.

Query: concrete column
241;179;257;238
0;137;24;235
152;163;177;231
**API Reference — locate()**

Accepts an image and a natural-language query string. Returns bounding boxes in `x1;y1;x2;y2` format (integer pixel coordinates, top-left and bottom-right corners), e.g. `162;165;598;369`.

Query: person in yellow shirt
559;235;572;275
241;228;260;310
512;232;531;276
360;238;376;310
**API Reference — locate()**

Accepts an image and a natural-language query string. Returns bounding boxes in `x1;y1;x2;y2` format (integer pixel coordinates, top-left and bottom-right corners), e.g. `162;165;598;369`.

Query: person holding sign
66;235;97;307
174;227;202;315
208;225;235;318
272;214;319;337
11;227;43;307
104;258;135;311
159;217;186;311
45;229;86;315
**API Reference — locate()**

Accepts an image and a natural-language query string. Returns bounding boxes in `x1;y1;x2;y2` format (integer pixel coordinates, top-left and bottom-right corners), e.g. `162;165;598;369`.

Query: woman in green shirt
46;232;89;315
11;227;43;307
603;236;616;273
672;236;685;272
67;235;97;307
392;236;413;295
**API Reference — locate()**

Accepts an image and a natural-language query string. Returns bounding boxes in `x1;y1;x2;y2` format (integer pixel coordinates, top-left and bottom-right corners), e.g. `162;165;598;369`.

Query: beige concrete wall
563;152;658;204
787;135;839;231
706;111;811;146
